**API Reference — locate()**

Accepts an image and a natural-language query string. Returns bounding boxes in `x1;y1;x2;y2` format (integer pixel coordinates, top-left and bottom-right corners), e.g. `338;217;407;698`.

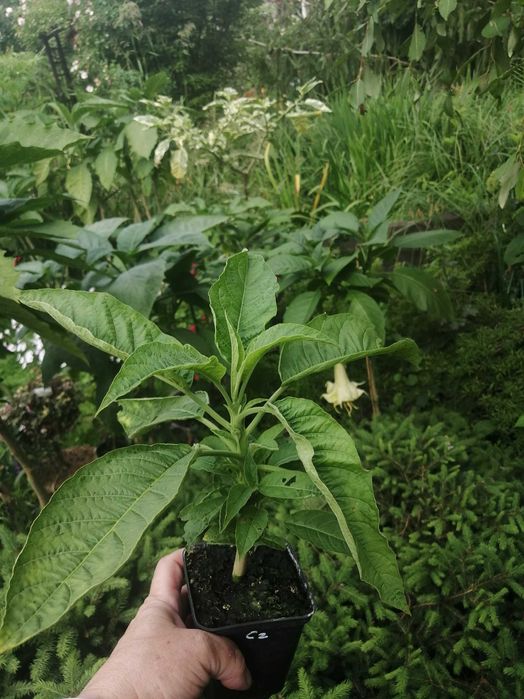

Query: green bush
0;53;54;113
383;295;524;442
291;413;524;697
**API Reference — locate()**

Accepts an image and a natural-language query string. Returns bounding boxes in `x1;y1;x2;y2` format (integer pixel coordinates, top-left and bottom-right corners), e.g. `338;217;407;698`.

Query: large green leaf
106;260;166;317
65;163;93;209
0;250;20;300
283;290;321;324
19;289;170;359
272;398;407;611
209;251;278;364
285;510;349;555
408;24;426;62
279;313;419;384
0;444;194;652
0;297;85;360
437;0;457;21
367;189;400;232
259;468;317;499
139;215;225;251
125;121;158;159
346;291;385;341
393;229;462;249
319;211;360;234
242;323;335;380
0;118;86;168
390;267;453;319
98;341;225;413
116;219;158;252
94;147;118;191
117;393;208;437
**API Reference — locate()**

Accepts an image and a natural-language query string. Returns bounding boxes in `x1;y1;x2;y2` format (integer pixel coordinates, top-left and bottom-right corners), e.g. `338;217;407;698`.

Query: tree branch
0;416;48;509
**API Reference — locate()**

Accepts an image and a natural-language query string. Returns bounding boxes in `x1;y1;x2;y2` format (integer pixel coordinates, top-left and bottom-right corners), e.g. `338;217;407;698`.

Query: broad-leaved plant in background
0;250;419;653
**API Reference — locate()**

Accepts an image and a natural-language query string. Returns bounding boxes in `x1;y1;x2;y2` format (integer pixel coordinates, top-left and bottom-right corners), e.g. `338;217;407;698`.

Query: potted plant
0;250;416;692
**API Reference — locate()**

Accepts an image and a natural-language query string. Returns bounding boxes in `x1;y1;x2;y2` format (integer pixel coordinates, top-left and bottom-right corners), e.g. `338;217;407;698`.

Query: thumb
204;633;252;691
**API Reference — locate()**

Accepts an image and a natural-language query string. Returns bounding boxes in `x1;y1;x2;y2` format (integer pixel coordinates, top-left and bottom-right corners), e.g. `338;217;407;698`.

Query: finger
149;549;185;611
179;584;189;620
204;634;252;691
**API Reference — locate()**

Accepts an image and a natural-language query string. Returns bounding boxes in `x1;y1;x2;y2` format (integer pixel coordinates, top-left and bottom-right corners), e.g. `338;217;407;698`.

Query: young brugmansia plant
0;251;418;653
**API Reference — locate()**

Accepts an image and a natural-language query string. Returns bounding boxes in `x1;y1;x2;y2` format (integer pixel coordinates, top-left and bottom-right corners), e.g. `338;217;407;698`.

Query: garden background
0;0;523;697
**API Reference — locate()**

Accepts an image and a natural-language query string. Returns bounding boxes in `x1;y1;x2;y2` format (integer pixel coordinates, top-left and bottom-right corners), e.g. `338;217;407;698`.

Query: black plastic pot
184;545;315;699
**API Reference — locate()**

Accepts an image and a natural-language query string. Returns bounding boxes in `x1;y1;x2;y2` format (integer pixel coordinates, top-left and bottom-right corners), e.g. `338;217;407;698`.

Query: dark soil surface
185;544;313;628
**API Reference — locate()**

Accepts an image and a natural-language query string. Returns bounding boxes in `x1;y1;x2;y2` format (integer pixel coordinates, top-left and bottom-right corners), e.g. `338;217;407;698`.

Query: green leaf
504;234;524;266
0;250;20;300
361;16;374;56
0;117;86;168
106;260;166;317
181;490;226;544
272;398;407;611
0;444;194;652
125;121;158;159
98;341;226;413
0;296;85;361
393;229;462;248
286;510;349;555
363;68;382;99
139;216;225;251
482;15;510;39
243;450;259;487
259;468;317;499
267;253;312;276
367;190;400;232
242;323;335;380
65;163;92;209
209;251;278;364
19;289;170;360
437;0;457;21
220;485;254;532
235;507;268;558
390;267;453;319
116;220;158;252
515;415;524;428
322;255;357;285
94;147;118;191
86;218;128;238
408;24;426;62
350;78;366;109
493;156;520;208
117;393;208;437
279;312;419;384
319;211;360;234
346;291;385;341
283;290;322;324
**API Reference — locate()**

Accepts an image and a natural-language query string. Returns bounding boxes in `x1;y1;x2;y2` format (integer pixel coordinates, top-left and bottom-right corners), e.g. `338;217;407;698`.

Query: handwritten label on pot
245;630;269;640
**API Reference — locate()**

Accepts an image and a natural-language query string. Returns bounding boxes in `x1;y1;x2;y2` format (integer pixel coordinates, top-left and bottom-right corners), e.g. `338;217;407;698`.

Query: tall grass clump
260;76;524;224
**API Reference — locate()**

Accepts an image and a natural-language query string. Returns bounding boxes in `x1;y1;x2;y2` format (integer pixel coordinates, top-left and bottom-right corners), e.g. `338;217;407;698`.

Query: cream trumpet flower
322;363;366;414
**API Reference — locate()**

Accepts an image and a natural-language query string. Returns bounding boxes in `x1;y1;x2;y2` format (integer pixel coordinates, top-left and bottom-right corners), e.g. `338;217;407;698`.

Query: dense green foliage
0;413;522;697
1;0;523;696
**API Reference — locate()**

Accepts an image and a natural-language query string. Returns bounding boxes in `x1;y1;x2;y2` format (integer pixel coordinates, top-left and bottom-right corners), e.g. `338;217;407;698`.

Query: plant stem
366;357;380;418
232;548;248;581
245;386;285;437
0;417;48;509
198;448;242;460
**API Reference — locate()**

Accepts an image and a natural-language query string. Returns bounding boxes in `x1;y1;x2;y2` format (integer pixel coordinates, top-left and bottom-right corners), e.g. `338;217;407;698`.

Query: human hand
78;549;251;699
